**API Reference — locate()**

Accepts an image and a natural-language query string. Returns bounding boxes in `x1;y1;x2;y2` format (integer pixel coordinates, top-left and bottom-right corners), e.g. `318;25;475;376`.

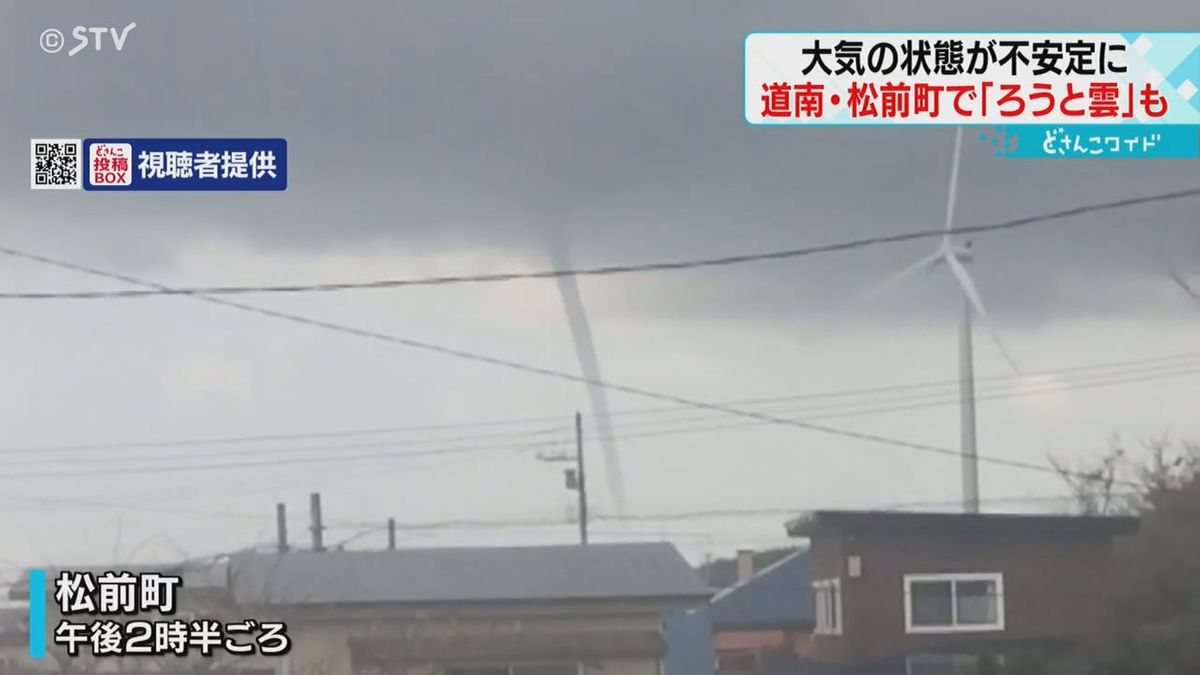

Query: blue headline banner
81;138;287;191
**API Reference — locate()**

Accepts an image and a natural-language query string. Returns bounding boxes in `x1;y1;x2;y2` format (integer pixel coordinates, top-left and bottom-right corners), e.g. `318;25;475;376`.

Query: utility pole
575;411;588;546
536;411;589;545
276;502;289;553
310;492;325;552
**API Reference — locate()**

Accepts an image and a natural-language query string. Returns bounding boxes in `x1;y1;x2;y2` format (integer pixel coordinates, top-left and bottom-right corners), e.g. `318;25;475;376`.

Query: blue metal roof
709;549;814;630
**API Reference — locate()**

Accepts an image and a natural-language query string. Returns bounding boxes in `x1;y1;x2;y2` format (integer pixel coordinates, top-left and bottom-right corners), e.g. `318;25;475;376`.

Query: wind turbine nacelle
949;244;974;264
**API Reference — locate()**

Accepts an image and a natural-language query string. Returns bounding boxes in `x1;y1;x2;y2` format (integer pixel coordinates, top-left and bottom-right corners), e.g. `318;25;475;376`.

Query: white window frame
903;572;1005;634
812;577;843;635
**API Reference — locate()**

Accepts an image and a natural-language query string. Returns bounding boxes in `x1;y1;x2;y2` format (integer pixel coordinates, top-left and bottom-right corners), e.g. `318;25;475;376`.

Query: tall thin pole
276;503;289;553
576;411;589;545
310;492;325;552
959;292;980;514
387;518;396;551
945;126;979;515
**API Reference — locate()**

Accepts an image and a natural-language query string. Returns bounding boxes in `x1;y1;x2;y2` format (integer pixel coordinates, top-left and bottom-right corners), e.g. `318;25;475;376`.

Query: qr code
31;138;82;190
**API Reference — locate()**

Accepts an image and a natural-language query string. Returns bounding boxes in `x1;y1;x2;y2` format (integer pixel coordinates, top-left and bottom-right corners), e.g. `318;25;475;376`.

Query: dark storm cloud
2;1;1198;324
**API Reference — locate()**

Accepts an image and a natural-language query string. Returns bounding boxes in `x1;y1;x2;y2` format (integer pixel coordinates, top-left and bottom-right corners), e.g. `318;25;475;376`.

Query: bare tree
1053;434;1200;674
1049;435;1132;516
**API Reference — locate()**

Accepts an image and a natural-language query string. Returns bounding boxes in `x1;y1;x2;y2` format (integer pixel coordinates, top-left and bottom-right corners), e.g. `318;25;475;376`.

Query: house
225;541;711;675
708;549;814;675
784;510;1140;674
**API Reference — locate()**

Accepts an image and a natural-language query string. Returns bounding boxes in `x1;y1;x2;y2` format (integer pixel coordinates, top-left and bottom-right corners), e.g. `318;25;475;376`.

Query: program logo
88;142;132;187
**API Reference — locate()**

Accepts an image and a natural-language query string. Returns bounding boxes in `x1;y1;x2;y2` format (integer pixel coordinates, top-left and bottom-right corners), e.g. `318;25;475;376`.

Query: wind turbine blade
945;253;1023;374
944;252;988;317
942;126;964;237
981;318;1023;375
860;250;944;300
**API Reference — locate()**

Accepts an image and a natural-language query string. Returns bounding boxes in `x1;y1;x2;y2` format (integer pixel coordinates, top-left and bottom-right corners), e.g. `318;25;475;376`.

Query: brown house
785;510;1139;674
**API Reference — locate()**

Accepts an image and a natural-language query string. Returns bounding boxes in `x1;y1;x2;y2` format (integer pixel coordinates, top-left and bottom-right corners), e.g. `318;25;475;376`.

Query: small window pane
910;581;953;627
955;580;998;625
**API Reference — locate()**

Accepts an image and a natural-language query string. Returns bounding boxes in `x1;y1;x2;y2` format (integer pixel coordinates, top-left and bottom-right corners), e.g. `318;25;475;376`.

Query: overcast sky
0;1;1197;569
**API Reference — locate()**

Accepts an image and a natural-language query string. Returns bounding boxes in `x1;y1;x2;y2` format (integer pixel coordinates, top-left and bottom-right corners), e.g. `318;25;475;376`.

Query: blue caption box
980;124;1200;159
81;138;287;191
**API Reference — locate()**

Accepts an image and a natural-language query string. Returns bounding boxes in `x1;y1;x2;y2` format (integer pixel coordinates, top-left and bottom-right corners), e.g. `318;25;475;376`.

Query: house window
903;573;1004;634
812;578;842;635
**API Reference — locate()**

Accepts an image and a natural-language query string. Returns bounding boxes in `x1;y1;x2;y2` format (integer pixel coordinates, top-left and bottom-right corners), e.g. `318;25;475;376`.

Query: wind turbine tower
868;127;1021;513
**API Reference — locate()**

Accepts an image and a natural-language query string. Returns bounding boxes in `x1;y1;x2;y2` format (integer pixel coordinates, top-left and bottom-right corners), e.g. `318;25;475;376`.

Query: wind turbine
867;127;1021;514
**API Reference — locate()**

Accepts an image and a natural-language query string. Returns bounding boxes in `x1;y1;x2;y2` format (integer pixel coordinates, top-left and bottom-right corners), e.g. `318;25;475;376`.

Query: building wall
663;607;715;675
807;528;1121;664
284;613;666;675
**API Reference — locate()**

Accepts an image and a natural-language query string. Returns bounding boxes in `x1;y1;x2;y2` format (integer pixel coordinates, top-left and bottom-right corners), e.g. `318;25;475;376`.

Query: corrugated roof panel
229;541;711;605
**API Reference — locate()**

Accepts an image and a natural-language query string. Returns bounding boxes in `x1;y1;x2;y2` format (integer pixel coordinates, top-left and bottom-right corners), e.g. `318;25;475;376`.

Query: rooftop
709;549;813;630
228;541;711;606
698;547;799;589
785;510;1140;538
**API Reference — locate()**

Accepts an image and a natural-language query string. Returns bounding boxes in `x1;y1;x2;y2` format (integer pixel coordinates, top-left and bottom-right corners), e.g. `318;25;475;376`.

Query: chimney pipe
310;492;325;552
736;549;755;583
387;518;396;551
275;503;289;553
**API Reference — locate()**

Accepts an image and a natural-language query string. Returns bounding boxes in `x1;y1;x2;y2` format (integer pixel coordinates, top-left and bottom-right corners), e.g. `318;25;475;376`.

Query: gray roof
710;550;813;630
228;542;711;606
786;510;1140;538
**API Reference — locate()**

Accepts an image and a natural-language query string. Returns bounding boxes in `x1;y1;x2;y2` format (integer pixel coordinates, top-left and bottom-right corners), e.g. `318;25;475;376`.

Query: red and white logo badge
88;142;133;186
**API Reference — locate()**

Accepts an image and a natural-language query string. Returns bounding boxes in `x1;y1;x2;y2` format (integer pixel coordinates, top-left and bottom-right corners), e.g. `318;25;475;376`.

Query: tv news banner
24;569;291;662
30;138;286;191
744;32;1200;158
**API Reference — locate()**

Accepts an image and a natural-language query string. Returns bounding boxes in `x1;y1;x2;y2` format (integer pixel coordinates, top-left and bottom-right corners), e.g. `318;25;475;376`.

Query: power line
0;263;1122;487
4;346;1196;459
0;434;569;469
0;241;1154;486
606;348;1200;418
332;493;1124;535
0;424;567;459
1;187;1197;300
0;437;566;481
6;355;1194;471
582;359;1200;441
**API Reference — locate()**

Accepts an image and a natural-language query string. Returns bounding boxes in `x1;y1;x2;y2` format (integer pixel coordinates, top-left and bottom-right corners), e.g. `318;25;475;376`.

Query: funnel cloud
543;227;629;515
